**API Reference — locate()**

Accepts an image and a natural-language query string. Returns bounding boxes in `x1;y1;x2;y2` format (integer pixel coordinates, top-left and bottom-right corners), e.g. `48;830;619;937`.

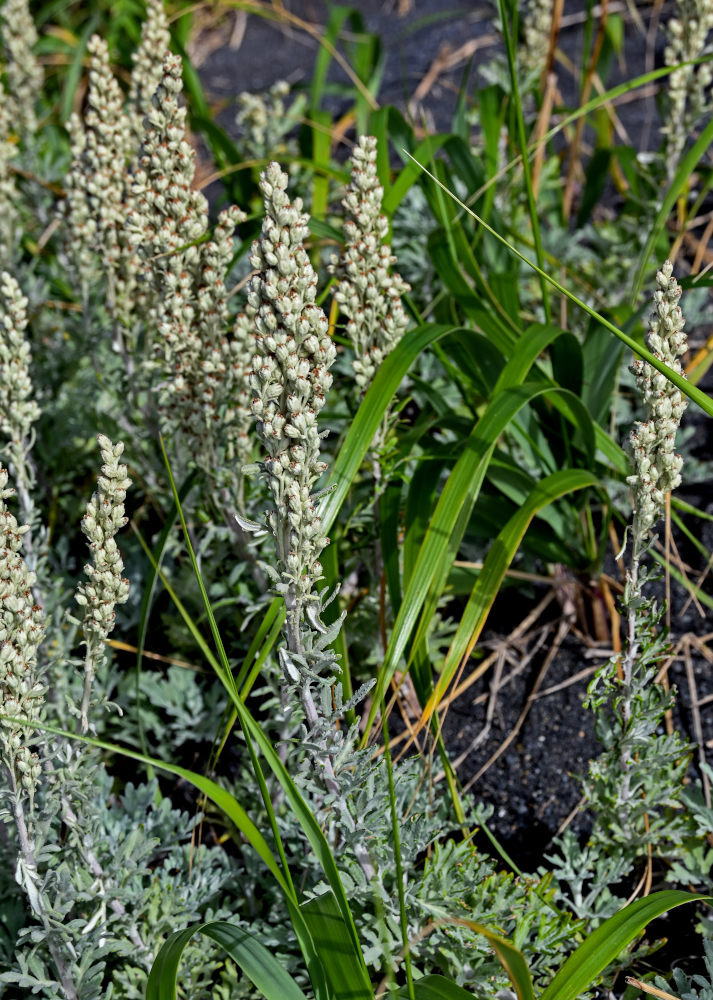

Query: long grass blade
540;891;710;1000
423;469;600;720
630;116;713;305
408;154;713;420
147;921;310;1000
320;323;458;535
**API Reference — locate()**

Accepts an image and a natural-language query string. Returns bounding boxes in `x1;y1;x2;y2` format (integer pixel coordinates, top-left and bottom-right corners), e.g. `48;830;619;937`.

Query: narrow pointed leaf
146;921;310;1000
363;383;595;738
400;975;478;998
320;323;459;535
407;155;713;420
301;892;374;1000
541;891;710;1000
424;469;600;718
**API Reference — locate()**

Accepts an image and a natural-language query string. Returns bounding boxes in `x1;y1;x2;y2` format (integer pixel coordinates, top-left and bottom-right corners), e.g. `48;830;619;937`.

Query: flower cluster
663;0;713;174
128;53;208;288
627;260;688;538
129;54;247;472
522;0;553;75
247;165;377;881
74;435;131;733
63;35;138;327
581;262;692;864
0;0;42;139
0;465;45;811
229;305;258;474
0;271;40;457
235;80;304;162
329;136;409;390
0;89;18;265
248;162;335;612
127;0;171;144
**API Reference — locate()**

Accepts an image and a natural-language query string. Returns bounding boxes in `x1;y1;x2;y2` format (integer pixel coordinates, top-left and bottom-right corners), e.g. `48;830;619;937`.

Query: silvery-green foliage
663;0;713;177
654;938;713;1000
0;0;42;140
545;830;633;925
584;594;692;855
114;665;227;756
329;136;409;391
1;763;239;1000
666;763;713;886
391;185;435;307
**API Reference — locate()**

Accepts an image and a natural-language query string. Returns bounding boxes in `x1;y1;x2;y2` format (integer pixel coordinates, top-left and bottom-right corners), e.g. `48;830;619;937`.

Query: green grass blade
320;323;458;535
363;382;578;738
310;108;331;228
59;16;100;122
405;387;593;700
362;317;598;736
132;470;198;763
399;975;477;998
497;0;549;322
404;459;447;592
146;921;310;1000
462;923;535;1000
630;115;713;305
301;892;375;1000
382;134;449;216
239;606;287;697
428;469;600;714
310;4;356;111
540;891;710;1000
381;476;404;618
408;154;713;420
234;595;285;692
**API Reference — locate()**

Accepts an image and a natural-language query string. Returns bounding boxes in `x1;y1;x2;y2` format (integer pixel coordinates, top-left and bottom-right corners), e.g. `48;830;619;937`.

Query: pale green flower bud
329;136;410;390
128;0;171;144
0;271;39;449
663;0;713;175
74;435;132;732
0;0;42;139
627;261;688;535
0;463;45;808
